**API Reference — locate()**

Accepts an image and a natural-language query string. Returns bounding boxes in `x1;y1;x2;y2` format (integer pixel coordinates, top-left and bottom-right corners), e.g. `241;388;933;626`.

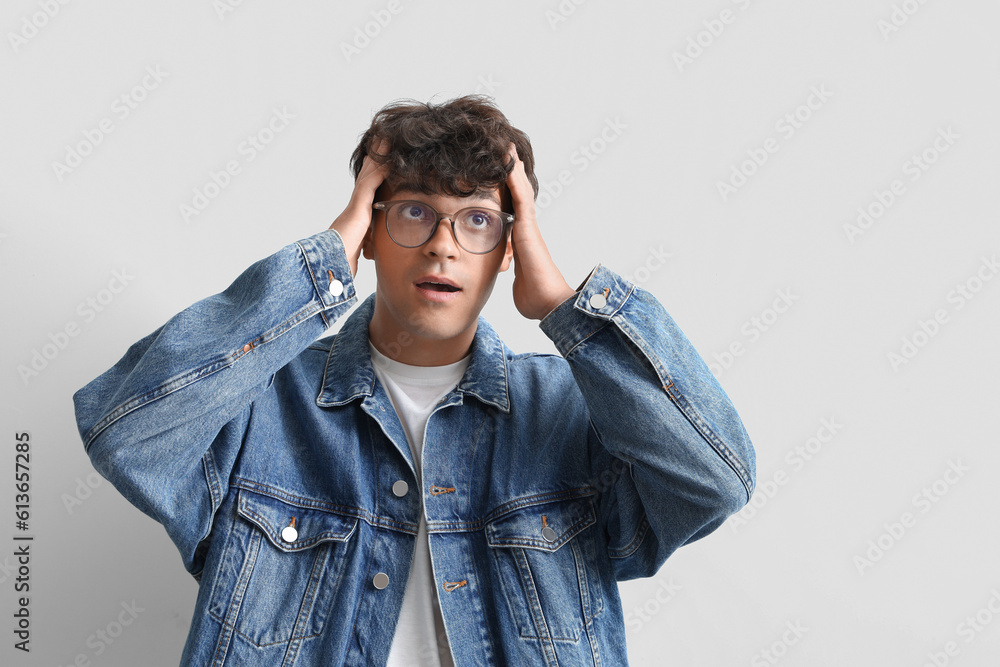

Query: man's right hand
329;137;391;278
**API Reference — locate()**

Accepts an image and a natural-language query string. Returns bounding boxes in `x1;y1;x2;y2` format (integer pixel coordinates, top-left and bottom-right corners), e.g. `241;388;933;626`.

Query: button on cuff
539;265;631;357
327;270;344;297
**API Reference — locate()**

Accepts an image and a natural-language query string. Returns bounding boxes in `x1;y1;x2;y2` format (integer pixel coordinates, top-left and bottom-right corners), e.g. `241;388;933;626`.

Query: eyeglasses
372;200;515;254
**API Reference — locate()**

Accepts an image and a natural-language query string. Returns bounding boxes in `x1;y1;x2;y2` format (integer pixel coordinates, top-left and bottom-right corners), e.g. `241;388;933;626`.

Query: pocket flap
486;495;596;552
237;487;358;552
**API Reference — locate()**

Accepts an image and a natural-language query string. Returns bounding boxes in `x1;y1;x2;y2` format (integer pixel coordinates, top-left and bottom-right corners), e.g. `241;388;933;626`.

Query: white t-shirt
369;340;469;667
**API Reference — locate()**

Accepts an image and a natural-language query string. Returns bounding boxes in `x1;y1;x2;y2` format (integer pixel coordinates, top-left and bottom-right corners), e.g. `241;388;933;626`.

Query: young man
73;95;756;666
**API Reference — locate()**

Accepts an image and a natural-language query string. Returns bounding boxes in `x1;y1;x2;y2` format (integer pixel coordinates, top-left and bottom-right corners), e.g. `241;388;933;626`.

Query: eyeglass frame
372;200;515;255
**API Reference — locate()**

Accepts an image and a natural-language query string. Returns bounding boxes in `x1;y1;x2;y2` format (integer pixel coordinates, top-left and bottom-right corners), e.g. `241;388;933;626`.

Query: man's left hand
505;143;576;321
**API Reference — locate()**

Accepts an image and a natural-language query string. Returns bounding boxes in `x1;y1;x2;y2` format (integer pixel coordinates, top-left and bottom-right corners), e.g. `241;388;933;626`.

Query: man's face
361;183;514;366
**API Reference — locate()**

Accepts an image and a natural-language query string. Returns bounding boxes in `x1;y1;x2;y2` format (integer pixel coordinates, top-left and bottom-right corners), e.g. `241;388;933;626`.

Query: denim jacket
73;229;755;666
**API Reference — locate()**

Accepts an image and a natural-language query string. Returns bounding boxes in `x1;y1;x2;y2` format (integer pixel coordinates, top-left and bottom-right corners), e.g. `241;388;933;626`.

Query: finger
360;137;390;174
372;135;390;156
358;142;392;188
505;147;536;225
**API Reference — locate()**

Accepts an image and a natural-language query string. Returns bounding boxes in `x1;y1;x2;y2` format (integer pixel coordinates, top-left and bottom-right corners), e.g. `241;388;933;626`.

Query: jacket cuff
296;229;358;329
538;264;632;357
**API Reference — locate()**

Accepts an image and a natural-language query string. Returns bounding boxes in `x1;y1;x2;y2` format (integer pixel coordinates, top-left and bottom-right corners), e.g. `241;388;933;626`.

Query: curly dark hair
349;94;538;208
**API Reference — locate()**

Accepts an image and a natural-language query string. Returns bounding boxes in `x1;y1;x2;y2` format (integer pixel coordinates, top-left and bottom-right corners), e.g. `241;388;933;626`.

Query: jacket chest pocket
208;487;358;648
486;495;604;642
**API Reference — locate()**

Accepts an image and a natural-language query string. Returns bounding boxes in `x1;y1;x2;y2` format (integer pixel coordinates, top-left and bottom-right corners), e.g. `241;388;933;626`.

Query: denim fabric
73;229;756;666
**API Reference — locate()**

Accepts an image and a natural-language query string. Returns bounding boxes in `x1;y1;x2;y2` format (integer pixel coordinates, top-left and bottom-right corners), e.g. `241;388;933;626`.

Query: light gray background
2;1;998;665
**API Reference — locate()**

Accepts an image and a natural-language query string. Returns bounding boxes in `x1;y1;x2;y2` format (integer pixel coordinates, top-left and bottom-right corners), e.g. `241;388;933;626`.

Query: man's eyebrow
393;183;500;207
475;192;501;207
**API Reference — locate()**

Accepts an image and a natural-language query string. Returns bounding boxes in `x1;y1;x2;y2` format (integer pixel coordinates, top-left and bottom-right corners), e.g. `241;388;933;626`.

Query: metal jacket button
541;526;558;542
373;572;390;589
392;480;408;497
329;278;344;297
281;517;298;542
589;292;607;309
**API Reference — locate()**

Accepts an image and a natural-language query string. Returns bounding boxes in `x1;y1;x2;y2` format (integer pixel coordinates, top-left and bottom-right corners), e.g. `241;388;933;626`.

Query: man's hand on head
505;142;576;321
329;137;391;278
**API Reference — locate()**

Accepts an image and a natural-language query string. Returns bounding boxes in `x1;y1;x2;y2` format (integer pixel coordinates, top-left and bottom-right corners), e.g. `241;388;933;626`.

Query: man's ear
363;181;391;261
498;235;513;273
497;185;514;272
361;221;375;260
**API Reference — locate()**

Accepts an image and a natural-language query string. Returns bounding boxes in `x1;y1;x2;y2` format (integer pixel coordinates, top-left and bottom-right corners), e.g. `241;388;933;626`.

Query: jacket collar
316;292;511;413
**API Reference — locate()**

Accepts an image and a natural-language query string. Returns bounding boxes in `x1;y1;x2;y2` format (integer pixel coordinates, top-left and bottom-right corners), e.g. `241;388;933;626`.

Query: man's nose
424;217;460;257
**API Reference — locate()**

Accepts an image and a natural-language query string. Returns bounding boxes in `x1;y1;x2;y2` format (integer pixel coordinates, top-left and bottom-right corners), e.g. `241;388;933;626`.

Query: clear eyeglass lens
387;202;502;253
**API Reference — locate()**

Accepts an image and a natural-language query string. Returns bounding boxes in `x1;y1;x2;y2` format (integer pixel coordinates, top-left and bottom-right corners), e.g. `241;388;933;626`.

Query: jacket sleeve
538;264;756;581
72;229;359;577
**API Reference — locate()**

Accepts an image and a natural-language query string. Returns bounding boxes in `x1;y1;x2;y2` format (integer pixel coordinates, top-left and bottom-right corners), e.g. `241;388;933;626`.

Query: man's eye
401;204;431;220
465;211;492;228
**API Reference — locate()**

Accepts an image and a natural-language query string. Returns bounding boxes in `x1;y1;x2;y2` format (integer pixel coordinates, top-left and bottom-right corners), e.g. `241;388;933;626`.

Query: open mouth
416;282;461;292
